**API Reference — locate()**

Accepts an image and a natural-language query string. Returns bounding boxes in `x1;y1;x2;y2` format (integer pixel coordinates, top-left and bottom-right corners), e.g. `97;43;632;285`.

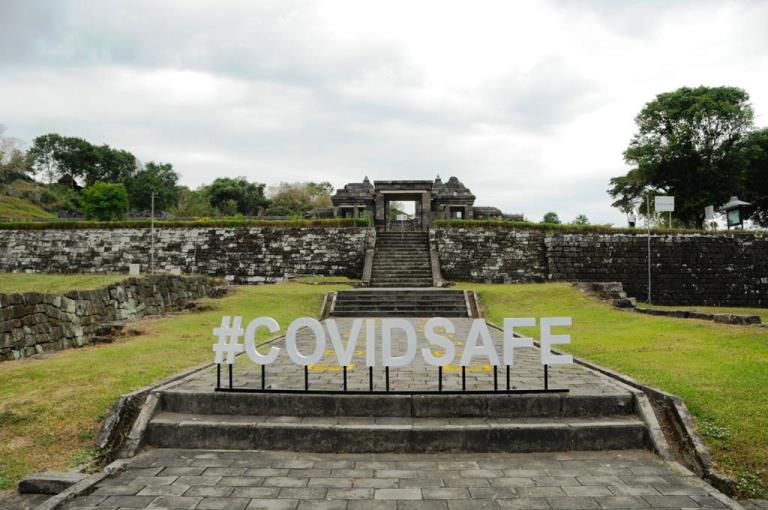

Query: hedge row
432;219;767;236
0;217;371;230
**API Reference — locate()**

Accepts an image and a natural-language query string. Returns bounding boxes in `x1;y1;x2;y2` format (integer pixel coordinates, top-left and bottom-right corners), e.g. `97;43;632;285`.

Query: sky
1;0;767;225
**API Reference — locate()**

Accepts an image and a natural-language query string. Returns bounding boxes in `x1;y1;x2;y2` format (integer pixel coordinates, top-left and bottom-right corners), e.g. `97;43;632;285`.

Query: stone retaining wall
0;227;369;283
0;275;214;361
435;228;768;306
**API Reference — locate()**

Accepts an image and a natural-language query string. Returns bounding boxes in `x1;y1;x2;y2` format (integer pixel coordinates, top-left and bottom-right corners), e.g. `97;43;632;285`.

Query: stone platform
62;448;738;509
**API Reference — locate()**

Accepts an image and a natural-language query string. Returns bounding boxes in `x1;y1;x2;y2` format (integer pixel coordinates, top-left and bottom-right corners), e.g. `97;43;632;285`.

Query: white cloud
1;0;767;224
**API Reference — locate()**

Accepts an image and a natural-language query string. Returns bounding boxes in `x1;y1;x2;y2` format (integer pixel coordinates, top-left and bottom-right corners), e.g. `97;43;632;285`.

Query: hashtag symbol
212;316;244;365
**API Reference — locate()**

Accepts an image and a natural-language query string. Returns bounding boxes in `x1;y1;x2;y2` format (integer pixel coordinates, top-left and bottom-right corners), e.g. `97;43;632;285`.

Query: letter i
365;319;376;367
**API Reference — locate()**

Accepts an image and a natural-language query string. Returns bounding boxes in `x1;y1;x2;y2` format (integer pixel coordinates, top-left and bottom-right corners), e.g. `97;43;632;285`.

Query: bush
80;181;129;221
0;217;370;230
431;219;767;236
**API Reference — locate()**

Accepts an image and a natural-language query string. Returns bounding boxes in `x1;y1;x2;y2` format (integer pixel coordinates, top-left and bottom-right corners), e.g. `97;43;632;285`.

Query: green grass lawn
457;282;768;497
0;282;346;490
0;273;130;294
0;195;54;220
643;303;768;323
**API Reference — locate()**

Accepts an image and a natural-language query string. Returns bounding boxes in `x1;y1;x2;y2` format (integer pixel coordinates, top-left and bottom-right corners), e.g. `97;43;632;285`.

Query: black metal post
304;366;309;391
228;364;233;389
506;365;510;391
438;366;443;392
343;366;348;392
544;364;549;391
216;364;221;389
369;366;373;391
385;366;390;392
462;366;466;391
493;365;498;392
261;364;266;390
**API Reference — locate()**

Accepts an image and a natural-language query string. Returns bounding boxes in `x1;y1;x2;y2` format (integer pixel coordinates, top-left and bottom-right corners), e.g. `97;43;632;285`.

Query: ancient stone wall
0;275;213;361
0;227;369;283
435;227;768;306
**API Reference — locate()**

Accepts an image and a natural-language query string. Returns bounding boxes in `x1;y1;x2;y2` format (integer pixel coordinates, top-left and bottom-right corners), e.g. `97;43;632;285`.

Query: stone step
369;282;435;288
333;310;467;316
159;391;636;418
333;298;466;305
146;412;648;453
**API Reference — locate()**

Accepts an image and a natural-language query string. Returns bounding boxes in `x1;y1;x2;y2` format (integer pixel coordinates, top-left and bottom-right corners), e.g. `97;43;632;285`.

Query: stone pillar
421;192;432;230
375;194;385;229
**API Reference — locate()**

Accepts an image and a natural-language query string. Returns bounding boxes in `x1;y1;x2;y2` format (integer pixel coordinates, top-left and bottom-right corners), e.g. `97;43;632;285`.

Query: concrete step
146;413;648;453
159;391;636;418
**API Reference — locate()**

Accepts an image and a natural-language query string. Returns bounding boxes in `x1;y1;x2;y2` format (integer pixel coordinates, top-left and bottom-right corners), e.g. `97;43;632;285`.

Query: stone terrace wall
0;275;213;361
435;227;768;306
0;227;370;283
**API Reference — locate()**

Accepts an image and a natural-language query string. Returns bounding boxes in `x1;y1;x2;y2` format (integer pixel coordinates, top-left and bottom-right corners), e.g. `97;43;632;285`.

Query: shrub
80;181;129;221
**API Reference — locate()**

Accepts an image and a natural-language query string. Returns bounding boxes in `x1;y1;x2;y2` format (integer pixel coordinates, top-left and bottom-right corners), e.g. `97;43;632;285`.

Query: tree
0;126;31;182
174;186;215;216
86;145;137;185
28;133;66;183
81;181;129;221
572;214;590;225
542;212;561;224
741;128;768;227
208;177;269;216
125;161;180;212
609;86;755;227
54;136;100;183
268;181;334;214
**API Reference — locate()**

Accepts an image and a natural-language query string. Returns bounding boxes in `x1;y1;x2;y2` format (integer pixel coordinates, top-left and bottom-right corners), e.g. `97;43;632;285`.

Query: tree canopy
81;181;129;221
126;161;180;212
608;86;756;227
268;181;334;214
208;177;269;216
542;212;561;224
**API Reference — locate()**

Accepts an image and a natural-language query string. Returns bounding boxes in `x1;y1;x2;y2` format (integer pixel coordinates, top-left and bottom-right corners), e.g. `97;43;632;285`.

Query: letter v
325;319;362;367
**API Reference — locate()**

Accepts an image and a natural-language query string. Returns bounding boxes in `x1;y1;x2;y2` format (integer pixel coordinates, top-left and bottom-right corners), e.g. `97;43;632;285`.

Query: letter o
286;318;325;366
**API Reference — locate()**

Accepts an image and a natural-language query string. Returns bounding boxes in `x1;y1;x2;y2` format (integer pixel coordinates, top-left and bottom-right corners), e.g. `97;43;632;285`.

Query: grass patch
457;282;768;497
0;196;55;220
0;281;347;490
643;303;768;323
0;273;129;294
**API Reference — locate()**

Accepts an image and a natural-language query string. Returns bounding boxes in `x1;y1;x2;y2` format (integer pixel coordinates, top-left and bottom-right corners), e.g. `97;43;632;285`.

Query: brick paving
176;318;627;395
61;449;738;509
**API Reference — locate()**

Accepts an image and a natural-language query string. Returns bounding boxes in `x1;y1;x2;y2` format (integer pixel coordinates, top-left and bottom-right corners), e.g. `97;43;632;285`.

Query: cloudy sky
2;0;767;224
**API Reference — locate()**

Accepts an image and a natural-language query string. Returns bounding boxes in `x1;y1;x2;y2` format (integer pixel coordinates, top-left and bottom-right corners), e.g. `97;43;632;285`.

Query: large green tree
81;181;129;221
609;86;755;227
125;161;180;212
741;127;768;226
28;133;66;183
86;145;137;185
208;177;269;216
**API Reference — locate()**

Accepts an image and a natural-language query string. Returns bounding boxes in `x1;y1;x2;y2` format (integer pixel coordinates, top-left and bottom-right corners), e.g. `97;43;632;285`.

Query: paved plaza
62;448;736;509
180;318;626;395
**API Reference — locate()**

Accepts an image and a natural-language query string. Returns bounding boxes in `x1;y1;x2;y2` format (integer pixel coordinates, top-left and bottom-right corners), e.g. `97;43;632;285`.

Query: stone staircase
370;231;434;288
145;391;649;453
330;289;470;317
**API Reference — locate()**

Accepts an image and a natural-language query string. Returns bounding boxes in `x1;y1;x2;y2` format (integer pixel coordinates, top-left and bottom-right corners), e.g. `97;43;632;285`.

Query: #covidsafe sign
212;317;573;368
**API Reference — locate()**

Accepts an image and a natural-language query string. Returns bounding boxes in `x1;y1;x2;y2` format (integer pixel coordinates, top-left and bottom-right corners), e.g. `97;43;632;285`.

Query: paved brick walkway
178;318;627;395
63;449;736;509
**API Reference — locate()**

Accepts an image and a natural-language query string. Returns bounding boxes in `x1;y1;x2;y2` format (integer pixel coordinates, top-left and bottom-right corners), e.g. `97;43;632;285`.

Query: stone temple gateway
331;175;514;230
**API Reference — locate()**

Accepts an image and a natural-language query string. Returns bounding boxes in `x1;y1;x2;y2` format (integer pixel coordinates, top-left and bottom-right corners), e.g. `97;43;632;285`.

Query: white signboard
704;206;715;220
212;316;573;368
655;196;675;212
